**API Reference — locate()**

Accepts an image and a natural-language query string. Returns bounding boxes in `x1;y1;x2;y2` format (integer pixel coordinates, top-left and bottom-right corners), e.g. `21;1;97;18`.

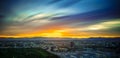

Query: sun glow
41;32;62;37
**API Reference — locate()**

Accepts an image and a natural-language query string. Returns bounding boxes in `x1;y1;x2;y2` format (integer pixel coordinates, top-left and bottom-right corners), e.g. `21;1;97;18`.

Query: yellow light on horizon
40;32;62;37
40;30;64;37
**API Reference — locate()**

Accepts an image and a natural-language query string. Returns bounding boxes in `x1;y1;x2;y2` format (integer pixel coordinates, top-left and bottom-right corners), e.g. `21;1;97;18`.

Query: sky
0;0;120;38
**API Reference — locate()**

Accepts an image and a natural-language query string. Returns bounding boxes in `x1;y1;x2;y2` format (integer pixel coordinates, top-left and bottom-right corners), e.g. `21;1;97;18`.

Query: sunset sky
0;0;120;38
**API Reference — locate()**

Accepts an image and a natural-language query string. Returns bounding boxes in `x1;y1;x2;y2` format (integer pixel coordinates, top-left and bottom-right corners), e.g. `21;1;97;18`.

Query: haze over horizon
0;0;120;38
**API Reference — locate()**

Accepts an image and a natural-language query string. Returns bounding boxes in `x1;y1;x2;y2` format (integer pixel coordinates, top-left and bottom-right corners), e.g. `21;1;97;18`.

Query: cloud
0;0;120;38
86;19;120;31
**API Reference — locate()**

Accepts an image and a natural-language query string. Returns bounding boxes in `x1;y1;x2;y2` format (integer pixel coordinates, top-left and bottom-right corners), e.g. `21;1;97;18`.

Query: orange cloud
0;28;119;38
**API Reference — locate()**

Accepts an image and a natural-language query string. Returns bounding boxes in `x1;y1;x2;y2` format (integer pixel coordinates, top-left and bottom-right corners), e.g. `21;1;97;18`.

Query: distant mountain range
0;37;120;41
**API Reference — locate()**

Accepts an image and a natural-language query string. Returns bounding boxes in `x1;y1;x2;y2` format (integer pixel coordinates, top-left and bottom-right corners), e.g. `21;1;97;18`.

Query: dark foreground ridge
0;48;60;58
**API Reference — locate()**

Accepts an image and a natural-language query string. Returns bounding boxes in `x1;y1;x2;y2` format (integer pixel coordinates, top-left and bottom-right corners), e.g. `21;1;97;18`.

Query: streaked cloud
0;0;120;38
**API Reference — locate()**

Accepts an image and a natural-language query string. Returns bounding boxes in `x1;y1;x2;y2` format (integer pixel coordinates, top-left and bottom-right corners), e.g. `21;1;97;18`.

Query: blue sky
0;0;120;38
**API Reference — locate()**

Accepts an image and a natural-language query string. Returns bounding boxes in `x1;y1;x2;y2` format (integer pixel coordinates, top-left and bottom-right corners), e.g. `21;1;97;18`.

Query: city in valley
0;37;119;58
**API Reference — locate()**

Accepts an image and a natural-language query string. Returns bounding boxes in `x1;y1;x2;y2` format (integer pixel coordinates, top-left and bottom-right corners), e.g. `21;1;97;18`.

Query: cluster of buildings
0;39;119;58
